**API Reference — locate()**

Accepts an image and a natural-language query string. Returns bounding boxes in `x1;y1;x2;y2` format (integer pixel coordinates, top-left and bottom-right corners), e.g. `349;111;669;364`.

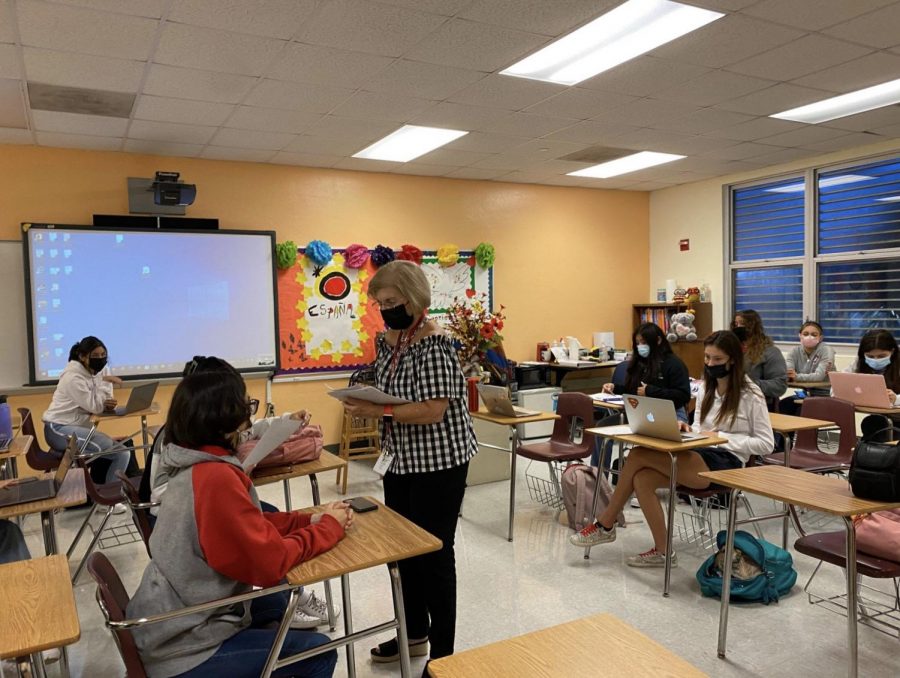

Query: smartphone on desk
795;389;807;399
346;497;378;513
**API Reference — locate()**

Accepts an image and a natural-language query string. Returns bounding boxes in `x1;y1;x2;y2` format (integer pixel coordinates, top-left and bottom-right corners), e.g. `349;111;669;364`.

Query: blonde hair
369;260;431;314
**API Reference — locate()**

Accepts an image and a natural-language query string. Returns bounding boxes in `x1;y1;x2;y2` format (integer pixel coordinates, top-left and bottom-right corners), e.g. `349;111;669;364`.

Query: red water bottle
467;377;480;413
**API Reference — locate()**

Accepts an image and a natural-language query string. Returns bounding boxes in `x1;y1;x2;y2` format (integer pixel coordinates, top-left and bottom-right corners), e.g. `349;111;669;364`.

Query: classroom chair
763;397;857;473
17;407;63;472
116;470;157;557
674;485;761;553
336;367;381;494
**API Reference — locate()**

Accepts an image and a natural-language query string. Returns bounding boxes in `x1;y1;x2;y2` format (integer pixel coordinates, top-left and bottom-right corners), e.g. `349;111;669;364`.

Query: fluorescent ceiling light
567;151;685;178
766;174;872;193
500;0;723;86
353;125;468;162
877;196;900;203
771;77;900;124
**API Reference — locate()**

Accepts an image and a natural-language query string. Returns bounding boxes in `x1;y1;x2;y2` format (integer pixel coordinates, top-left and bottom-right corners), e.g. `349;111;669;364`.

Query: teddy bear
667;312;698;343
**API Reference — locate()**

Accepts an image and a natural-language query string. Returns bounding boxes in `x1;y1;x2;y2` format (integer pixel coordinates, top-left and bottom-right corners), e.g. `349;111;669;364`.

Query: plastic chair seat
795;531;900;579
517;439;592;463
16;407;64;472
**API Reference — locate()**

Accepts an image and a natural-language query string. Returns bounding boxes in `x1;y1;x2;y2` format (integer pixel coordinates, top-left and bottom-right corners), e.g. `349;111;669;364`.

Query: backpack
236;425;324;470
561;463;625;531
696;530;797;604
854;509;900;562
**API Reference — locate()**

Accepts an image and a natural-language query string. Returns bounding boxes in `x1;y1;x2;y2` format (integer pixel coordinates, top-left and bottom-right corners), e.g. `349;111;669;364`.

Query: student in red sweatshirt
127;365;351;678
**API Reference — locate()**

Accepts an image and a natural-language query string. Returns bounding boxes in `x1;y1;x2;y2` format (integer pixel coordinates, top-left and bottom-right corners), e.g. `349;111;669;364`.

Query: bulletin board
277;249;493;377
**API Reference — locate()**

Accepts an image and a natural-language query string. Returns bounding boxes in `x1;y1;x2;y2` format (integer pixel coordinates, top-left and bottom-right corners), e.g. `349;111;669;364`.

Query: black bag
849;425;900;502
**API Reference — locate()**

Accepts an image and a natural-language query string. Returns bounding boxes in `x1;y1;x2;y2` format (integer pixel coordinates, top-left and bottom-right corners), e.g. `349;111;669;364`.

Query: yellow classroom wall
1;144;649;451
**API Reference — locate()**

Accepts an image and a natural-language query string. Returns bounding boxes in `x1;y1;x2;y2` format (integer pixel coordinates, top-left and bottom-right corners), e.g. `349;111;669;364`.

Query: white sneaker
42;648;61;664
291;591;341;629
630;497;641;508
112;503;128;515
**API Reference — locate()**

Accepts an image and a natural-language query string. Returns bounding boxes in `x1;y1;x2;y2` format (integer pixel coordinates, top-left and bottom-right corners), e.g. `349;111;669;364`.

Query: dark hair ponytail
68;336;106;362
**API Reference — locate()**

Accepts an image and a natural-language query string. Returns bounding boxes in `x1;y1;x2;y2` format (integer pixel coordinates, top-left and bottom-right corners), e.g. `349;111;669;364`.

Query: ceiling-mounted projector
151;171;197;206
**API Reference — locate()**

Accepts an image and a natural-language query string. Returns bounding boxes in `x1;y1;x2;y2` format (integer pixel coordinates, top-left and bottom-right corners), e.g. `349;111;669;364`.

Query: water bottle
0;395;12;444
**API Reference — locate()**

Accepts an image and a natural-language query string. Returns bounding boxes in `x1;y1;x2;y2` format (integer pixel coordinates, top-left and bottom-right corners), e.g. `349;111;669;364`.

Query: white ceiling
1;0;900;190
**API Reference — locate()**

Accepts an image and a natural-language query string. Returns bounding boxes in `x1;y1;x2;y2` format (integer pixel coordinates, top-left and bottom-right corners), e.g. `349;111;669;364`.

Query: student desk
545;361;620;393
787;380;831;390
701;465;900;678
251;450;347;511
264;498;442;678
427;613;707;678
855;405;899;416
93;403;161;452
0;554;80;678
584;428;726;596
0;434;31;480
468;409;560;542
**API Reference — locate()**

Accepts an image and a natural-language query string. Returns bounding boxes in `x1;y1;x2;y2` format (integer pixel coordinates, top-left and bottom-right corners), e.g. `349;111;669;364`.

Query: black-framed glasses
248;399;260;416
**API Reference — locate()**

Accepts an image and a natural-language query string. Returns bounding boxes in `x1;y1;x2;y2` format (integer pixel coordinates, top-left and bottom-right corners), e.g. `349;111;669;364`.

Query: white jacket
692;377;774;463
42;360;113;427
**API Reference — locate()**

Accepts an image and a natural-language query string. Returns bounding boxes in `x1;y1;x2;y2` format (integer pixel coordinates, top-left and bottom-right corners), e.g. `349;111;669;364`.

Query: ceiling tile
416;147;494;167
644;134;741;156
458;0;618;37
168;0;317;39
32;109;128;136
715;82;838;116
0;126;34;143
0;44;19;79
823;4;900;49
143;64;257;104
726;35;871;82
282;134;364;155
540;119;641;144
403;18;549;71
654;107;755;135
200;146;278;162
597;98;703;127
410;101;511;129
702;116;805;141
328;91;434;122
377;0;471;16
154;23;285;77
607;127;695;152
133;95;235;126
0;0;15;43
268;151;341;167
700;141;786;161
820;106;900;132
522;87;636;120
757;125;853;148
448;74;563;110
243;79;354;113
267;43;394;90
302;115;399;142
0;77;26;127
51;0;164;18
444;166;512;180
35;131;122;150
800;131;890;153
648;14;805;69
332;156;401;173
209;127;294;150
747;147;819;166
297;0;447;57
17;0;158;60
743;0;895;30
792;52;900;93
364;60;486;101
499;138;587;161
654;71;776;107
871;120;900;137
122;138;203;157
579;56;711;97
478;111;577;137
443;131;529;153
627;180;678;191
23;48;143;93
128;119;218;144
224;106;321;134
685;0;765;10
469;154;526;171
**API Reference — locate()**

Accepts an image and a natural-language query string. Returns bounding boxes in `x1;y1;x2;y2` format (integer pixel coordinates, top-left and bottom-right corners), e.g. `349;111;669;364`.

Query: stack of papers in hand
326;385;410;405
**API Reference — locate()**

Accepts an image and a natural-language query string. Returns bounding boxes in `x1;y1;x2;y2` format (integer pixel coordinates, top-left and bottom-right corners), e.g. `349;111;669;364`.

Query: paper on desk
592;393;624;403
591;425;632;435
326;384;410;405
241;417;302;471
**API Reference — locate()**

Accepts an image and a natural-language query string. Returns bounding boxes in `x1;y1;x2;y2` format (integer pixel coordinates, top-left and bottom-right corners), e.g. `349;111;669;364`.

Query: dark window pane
732;177;805;262
734;266;803;342
818;259;900;344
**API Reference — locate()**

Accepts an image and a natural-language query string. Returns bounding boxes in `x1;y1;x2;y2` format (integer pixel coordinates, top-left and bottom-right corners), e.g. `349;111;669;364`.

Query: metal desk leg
717;490;739;658
782;436;792;549
282;479;293;511
260;587;302;678
307;473;336;630
389;562;411;678
844;516;858;678
663;454;678;597
29;652;47;678
41;510;71;678
140;414;149;451
342;573;356;678
508;425;519;542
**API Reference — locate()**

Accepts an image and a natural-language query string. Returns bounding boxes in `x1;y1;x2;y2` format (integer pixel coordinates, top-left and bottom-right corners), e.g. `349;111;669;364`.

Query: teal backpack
696;530;797;604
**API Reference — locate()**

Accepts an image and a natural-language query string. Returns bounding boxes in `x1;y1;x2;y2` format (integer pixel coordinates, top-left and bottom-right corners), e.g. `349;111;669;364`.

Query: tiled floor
14;461;900;678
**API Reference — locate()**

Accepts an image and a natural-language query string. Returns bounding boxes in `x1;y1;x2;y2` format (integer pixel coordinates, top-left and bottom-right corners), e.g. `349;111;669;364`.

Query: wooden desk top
286;497;441;587
470;409;559;426
857;405;898;415
585;428;726;452
788;381;830;389
0;555;80;658
0;468;86;520
592;398;624;411
427;613;706;678
93;403;161;423
768;412;834;433
701;465;900;516
251;450;347;486
0;435;32;460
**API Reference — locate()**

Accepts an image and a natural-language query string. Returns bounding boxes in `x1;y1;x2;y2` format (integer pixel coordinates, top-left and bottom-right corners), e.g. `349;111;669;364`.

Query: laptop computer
97;381;159;417
830;372;894;409
623;395;705;443
0;437;74;508
477;384;539;418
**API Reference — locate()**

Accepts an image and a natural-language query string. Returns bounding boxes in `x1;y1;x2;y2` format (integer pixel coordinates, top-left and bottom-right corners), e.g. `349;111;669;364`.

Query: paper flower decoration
437;244;459;268
371;244;396;268
475;242;495;269
396;244;423;264
345;243;370;269
305;239;333;266
275;241;298;270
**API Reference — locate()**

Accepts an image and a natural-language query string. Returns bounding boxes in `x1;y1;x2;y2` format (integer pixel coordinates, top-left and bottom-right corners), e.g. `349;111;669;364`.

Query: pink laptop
829;372;894;408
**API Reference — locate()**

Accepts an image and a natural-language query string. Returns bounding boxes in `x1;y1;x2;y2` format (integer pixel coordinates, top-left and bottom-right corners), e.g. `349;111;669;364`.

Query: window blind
732;177;805;262
734;265;803;342
817;259;900;344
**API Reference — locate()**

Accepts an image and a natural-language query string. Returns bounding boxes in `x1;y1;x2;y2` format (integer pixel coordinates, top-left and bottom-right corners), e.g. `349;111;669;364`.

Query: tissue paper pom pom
371;244;396;268
305;240;333;266
344;244;370;269
275;241;298;270
437;244;459;267
474;242;495;269
396;244;423;264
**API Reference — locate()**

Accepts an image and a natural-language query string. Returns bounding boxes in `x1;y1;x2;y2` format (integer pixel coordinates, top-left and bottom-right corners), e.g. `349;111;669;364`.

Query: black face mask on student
88;357;108;373
732;326;748;343
705;363;730;380
381;304;415;330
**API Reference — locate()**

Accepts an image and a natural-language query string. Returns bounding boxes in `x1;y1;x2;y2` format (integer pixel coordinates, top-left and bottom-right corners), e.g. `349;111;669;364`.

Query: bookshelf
632;302;712;378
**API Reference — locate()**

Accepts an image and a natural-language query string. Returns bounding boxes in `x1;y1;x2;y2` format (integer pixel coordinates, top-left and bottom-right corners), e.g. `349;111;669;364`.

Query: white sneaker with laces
629;497;641;509
112;503;128;515
291;591;341;629
42;648;61;664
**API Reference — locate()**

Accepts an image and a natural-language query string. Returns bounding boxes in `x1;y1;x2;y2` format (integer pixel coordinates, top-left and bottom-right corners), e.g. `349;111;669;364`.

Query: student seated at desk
571;331;774;567
780;321;835;416
844;329;900;441
127;366;351;678
732;310;787;409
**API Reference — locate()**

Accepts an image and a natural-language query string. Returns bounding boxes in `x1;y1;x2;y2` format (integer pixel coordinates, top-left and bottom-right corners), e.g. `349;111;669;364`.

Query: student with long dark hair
845;329;900;440
571;331;774;567
732;309;787;408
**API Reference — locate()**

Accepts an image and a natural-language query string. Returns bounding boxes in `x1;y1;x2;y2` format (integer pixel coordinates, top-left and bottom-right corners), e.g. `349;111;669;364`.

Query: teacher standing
342;260;477;675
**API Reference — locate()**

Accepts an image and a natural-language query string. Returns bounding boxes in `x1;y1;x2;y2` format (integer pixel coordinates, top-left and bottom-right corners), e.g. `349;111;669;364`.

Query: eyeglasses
373;297;406;310
248;399;260;416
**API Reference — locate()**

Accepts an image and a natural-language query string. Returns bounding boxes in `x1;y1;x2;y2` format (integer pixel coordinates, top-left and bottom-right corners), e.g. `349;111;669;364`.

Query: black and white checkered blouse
374;333;478;475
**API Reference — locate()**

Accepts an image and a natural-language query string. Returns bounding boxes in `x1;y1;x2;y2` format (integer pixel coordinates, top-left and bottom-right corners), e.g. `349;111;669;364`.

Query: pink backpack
561;463;625;531
855;509;900;562
237;425;324;470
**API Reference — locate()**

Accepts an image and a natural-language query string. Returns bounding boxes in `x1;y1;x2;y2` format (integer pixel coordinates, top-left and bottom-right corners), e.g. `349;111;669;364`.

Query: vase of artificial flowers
444;295;506;378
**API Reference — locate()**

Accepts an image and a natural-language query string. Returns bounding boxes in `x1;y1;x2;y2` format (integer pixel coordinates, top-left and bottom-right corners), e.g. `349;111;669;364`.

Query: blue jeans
0;520;31;564
45;421;130;484
175;592;336;678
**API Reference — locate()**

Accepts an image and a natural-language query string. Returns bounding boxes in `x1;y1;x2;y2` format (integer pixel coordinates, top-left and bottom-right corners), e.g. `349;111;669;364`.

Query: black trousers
383;461;469;659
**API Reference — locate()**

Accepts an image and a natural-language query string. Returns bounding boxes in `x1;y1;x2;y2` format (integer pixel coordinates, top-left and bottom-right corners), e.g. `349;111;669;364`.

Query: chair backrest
86;552;149;678
796;397;857;461
549;392;596;453
74;433;122;506
611;361;629;386
116;470;153;557
16;407;62;472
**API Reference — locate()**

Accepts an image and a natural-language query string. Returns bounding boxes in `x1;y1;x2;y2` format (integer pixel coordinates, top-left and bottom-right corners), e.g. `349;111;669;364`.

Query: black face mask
88;356;108;373
732;326;748;343
705;363;730;380
380;304;415;330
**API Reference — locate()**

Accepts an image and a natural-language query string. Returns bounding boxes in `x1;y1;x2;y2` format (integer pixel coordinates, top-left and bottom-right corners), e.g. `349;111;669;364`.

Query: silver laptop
623;395;704;443
829;372;893;408
477;384;539;418
0;437;74;508
98;381;159;417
